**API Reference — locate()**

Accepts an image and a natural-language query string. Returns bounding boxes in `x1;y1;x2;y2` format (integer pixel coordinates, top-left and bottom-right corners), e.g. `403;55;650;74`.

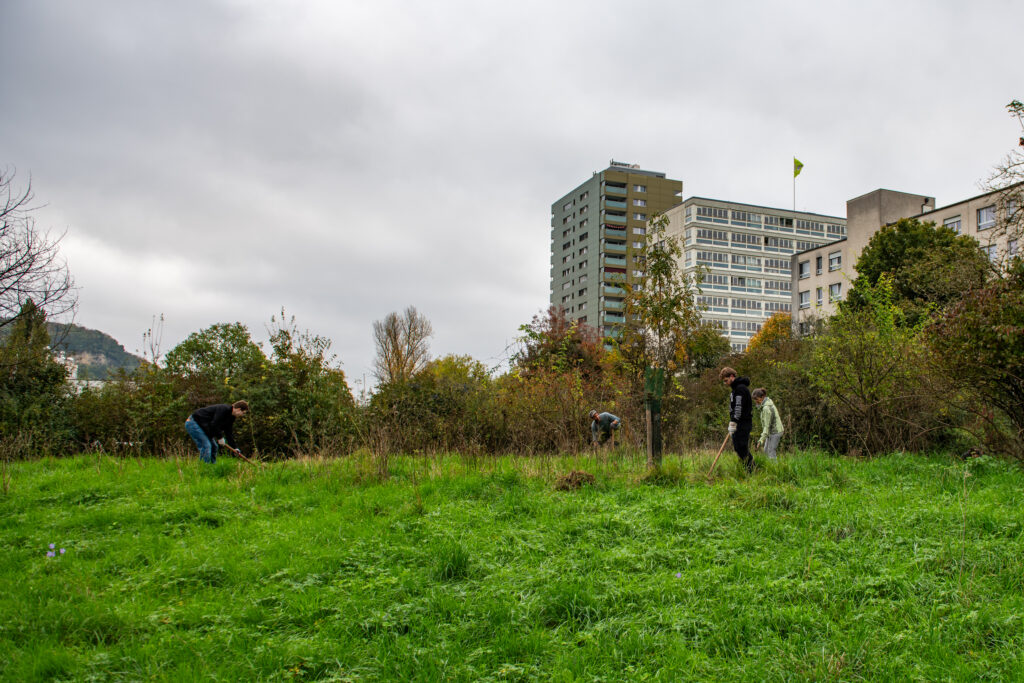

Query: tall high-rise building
550;161;682;338
662;198;846;352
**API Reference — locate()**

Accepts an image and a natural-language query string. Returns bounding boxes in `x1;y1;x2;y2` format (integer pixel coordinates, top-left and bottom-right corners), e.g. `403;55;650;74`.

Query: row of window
685;206;846;236
798;282;842;308
797;251;842;278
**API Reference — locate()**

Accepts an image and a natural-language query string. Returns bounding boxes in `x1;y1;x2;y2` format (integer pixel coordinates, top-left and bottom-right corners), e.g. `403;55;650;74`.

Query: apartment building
550;161;682;337
792;184;1021;330
662;198;845;352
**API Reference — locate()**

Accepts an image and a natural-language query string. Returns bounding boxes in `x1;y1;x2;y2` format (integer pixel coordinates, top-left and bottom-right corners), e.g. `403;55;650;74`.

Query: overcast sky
2;0;1022;390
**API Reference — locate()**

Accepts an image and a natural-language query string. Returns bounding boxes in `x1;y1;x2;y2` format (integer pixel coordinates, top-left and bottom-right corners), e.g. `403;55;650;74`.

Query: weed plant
1;450;1022;681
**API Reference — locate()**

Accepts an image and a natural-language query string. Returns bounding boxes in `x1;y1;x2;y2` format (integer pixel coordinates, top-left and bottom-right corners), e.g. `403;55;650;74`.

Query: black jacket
190;404;238;448
729;377;753;428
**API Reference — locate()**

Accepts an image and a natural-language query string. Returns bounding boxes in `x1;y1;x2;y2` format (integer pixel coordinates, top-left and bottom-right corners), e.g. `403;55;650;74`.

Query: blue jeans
185;419;218;463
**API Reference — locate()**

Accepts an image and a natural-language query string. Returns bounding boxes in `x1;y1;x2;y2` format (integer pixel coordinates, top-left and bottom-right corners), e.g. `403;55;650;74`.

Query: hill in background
47;322;143;379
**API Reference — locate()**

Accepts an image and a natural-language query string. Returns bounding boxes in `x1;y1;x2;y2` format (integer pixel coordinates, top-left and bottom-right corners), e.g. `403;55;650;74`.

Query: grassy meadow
1;449;1023;681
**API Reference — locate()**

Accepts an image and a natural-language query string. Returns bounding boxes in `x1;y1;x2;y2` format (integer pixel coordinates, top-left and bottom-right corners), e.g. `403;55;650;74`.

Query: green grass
2;449;1023;681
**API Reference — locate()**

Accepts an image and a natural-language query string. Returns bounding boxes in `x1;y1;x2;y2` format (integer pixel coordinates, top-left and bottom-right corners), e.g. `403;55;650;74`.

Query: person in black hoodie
185;400;249;464
719;367;754;474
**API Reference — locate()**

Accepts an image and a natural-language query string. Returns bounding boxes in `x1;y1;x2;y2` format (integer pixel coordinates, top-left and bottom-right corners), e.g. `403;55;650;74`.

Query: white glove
728;422;737;434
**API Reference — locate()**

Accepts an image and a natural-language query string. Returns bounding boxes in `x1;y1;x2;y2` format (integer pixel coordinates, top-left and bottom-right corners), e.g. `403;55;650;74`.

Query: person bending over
589;409;621;447
185;400;249;464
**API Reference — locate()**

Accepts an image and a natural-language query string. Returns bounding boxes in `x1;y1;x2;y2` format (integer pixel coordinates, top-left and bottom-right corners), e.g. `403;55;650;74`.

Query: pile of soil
554;470;596;491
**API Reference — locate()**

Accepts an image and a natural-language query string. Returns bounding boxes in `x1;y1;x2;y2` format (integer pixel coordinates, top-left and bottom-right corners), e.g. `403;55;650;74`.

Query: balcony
603;226;627;239
603;300;625;311
602;255;627;267
603;213;627;225
603;198;627;209
603;184;627;196
602;240;627;254
602;284;627;296
603;312;626;324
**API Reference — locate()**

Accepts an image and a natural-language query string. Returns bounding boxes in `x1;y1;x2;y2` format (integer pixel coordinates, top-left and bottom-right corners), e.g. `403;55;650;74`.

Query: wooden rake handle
224;444;259;466
706;433;732;480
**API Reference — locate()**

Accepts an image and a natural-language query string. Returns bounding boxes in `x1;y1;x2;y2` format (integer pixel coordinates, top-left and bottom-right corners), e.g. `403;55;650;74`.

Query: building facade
792;184;1021;329
550;161;682;337
663;198;845;352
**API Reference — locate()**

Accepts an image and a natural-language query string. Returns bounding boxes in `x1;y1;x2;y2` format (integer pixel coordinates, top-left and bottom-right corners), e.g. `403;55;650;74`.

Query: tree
980;100;1024;264
811;276;944;455
513;307;605;378
746;313;792;354
620;214;703;466
845;218;989;327
927;257;1024;460
0;299;71;452
372;306;433;384
0;170;76;345
164;322;266;407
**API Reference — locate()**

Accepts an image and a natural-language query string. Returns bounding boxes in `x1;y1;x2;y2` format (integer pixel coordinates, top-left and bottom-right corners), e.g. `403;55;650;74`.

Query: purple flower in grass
49;543;55;550
46;551;55;558
60;548;65;554
675;573;682;578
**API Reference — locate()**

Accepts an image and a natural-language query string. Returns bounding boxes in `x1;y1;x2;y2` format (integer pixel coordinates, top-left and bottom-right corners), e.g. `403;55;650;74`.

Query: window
763;258;791;273
562;282;571;290
633;213;647;220
562;241;571;250
978;205;996;230
561;295;570;304
579;205;589;214
730;254;762;269
827;224;844;237
795;240;821;252
633;199;646;207
578;302;587;311
696;250;729;266
632;241;643;249
578;274;587;283
580;218;589;228
798;261;810;279
765;301;791;313
1010;239;1019;257
578;288;587;297
578;246;588;255
815;256;822;275
633;270;645;278
799;291;810;309
563;200;574;211
696;206;729;223
633;184;647;192
944;215;961;234
731;232;761;247
816;287;823;307
828;251;841;271
982;244;997;262
563;229;570;238
579;259;587;268
579;232;588;241
765;237;793;252
829;282;842;303
578;316;587;323
697;228;729;244
633;227;646;235
764;279;791;293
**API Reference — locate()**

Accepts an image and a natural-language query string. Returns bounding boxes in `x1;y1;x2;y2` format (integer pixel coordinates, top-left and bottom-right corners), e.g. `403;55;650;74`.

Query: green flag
793;157;804;178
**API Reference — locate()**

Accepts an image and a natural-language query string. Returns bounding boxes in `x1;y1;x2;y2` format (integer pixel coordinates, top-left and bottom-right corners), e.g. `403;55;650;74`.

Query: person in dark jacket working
719;367;754;474
589;409;621;447
185;400;249;463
